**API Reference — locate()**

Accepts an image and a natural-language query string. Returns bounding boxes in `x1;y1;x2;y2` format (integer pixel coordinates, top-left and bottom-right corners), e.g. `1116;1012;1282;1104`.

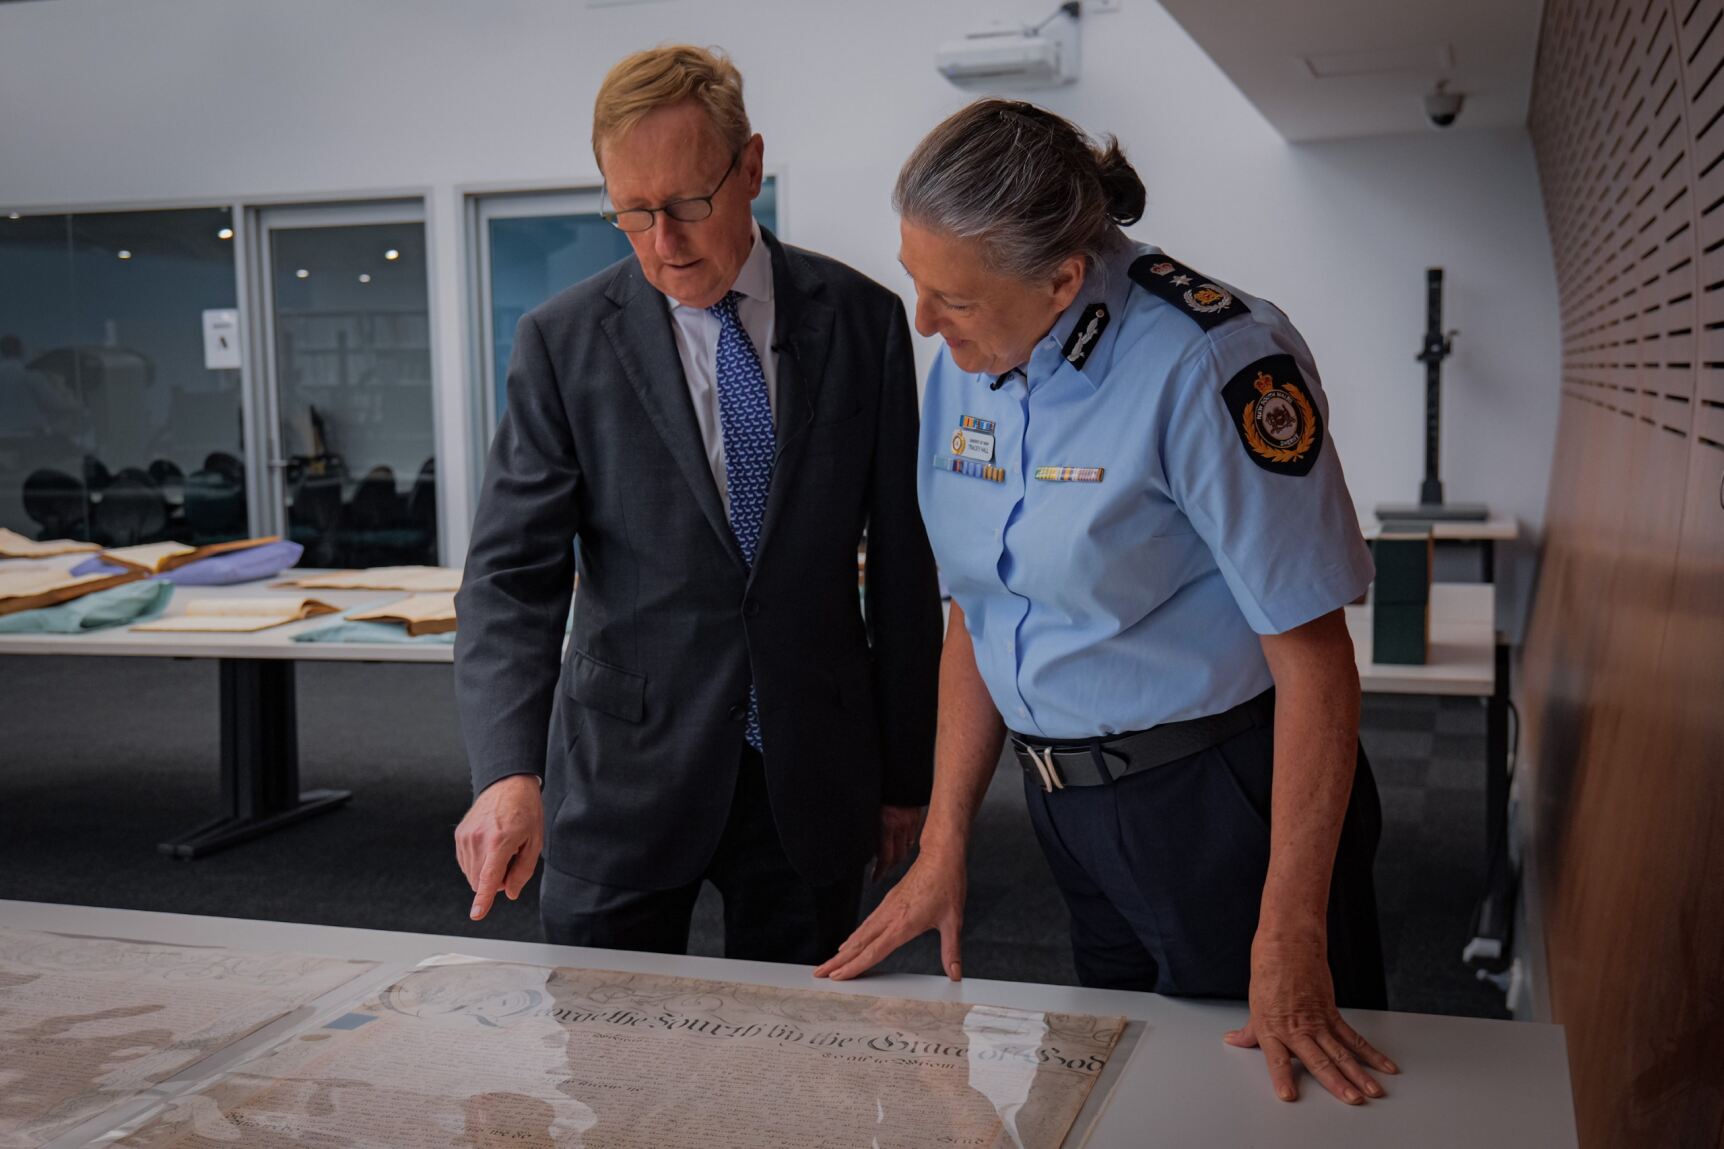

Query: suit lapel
755;230;834;574
600;261;746;572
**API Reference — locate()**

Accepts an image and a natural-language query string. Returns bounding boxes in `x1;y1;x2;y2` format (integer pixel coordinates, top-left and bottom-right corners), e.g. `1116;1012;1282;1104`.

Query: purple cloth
71;540;304;586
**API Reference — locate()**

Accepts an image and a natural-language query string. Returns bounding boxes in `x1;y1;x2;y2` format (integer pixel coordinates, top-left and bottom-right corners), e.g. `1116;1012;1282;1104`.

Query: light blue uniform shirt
917;240;1373;740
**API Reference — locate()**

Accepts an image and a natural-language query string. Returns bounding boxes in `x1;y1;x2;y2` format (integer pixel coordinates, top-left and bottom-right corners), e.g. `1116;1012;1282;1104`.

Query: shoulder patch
1128;254;1247;332
1061;302;1110;370
1220;354;1325;477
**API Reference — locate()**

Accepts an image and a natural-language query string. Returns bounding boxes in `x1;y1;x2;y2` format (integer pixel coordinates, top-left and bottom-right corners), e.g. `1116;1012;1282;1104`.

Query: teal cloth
0;580;174;633
292;619;456;645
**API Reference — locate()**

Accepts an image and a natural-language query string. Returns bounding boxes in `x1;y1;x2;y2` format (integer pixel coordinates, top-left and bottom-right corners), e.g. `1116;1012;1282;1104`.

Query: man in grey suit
453;45;942;964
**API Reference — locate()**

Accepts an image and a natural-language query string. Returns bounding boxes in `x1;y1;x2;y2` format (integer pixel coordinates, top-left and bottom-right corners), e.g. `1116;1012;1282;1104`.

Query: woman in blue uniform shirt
816;100;1398;1107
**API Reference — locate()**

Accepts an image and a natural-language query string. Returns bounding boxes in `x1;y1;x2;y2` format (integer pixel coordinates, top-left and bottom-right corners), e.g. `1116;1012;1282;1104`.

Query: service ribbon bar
1034;466;1105;483
936;457;1007;483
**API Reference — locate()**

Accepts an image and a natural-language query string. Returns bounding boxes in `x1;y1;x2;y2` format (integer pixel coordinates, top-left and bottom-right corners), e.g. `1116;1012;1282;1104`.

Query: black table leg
1464;637;1516;974
157;659;351;859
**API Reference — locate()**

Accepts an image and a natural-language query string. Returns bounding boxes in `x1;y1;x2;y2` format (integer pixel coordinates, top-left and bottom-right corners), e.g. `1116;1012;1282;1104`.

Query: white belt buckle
1032;746;1064;793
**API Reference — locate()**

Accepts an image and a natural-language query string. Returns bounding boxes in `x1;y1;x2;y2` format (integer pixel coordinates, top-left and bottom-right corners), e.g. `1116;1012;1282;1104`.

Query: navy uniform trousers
1023;720;1387;1007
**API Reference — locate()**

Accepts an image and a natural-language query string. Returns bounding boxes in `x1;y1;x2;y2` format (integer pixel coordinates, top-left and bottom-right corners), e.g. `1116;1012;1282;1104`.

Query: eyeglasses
602;152;740;233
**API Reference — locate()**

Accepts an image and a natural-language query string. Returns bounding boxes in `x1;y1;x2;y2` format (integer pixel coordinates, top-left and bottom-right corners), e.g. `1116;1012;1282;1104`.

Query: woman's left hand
1223;933;1399;1104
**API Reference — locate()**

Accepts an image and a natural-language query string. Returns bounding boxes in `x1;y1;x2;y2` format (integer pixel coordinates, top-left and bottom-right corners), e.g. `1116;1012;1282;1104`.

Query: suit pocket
565;648;646;723
813;401;866;429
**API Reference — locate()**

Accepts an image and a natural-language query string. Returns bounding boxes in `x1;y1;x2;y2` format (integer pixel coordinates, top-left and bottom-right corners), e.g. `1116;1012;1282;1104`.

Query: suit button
743;599;762;617
730;704;748;721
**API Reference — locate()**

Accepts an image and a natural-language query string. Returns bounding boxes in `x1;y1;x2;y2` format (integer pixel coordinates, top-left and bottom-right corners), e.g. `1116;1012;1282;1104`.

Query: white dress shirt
664;220;777;520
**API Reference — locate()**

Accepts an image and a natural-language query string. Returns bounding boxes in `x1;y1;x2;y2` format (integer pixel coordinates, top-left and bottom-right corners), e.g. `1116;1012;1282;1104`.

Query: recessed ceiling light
358;273;372;283
295;268;310;279
218;227;234;240
117;250;133;260
6;213;19;221
384;249;400;261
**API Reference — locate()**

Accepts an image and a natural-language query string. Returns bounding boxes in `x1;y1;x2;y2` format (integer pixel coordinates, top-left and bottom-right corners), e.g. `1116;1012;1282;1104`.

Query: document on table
0;567;140;617
130;597;338;633
0;928;376;1149
277;565;463;593
101;537;280;575
0;528;100;559
113;958;1126;1148
347;592;457;636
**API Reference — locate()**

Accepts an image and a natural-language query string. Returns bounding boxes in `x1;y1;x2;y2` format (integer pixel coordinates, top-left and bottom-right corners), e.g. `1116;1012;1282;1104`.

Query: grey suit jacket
455;229;942;890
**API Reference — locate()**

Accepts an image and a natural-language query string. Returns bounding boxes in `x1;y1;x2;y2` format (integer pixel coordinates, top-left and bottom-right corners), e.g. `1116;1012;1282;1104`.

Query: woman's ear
1049;254;1088;311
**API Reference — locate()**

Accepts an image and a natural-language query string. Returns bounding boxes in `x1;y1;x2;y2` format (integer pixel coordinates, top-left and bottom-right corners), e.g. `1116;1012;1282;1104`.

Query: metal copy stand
1376;268;1489;525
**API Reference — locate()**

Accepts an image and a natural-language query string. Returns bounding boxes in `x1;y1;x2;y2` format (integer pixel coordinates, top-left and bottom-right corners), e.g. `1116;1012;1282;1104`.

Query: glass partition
0;207;244;545
263;214;436;567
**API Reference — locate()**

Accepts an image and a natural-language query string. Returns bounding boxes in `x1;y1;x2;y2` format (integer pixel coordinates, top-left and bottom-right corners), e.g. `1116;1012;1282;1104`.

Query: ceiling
1156;0;1545;142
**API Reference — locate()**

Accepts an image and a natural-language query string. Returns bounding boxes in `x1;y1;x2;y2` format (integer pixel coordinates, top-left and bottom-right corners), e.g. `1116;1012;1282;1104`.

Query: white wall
0;0;1560;618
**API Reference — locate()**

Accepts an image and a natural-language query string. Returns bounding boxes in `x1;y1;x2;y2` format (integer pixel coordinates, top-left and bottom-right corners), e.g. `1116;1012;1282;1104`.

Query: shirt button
743;599;762;617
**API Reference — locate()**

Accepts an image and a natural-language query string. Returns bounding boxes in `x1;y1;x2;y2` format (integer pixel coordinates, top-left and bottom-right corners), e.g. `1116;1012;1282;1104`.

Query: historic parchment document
348;592;458;635
0;528;100;559
115;959;1125;1148
130;597;338;633
0;928;376;1148
276;566;463;593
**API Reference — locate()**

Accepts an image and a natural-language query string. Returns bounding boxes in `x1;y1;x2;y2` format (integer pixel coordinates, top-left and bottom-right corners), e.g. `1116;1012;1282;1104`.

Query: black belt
1011;689;1275;792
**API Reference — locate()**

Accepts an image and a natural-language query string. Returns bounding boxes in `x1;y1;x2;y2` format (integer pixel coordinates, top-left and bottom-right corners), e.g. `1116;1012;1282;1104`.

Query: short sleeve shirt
916;240;1373;740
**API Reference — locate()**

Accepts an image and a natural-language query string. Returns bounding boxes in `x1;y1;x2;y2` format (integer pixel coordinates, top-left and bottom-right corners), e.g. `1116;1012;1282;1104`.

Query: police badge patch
1220;354;1324;477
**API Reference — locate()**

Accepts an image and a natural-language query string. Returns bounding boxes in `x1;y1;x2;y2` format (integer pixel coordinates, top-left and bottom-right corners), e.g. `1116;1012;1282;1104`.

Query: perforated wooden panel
1527;4;1724;1147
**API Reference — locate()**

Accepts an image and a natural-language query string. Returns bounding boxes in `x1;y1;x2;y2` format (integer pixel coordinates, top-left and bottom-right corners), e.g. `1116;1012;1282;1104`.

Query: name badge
1034;466;1105;483
950;427;996;462
935;457;1006;483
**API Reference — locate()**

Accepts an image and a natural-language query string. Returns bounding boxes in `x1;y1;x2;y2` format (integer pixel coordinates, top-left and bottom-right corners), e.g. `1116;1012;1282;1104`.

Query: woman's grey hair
894;99;1146;284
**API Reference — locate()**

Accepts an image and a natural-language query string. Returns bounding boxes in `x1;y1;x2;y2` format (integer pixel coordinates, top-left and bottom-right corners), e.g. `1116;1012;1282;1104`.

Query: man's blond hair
592;45;751;167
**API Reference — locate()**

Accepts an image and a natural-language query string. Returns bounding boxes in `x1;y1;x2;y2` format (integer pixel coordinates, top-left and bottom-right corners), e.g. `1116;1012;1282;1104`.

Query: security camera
1423;81;1464;130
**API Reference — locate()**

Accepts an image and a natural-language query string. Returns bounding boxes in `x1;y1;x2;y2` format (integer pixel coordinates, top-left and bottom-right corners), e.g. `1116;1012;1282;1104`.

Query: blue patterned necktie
710;290;776;751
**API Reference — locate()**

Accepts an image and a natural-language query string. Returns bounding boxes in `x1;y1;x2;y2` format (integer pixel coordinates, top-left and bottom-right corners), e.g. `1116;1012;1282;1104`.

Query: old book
131;596;338;633
1372;601;1431;665
0;567;143;617
101;536;281;575
348;592;457;636
0;528;101;559
1372;530;1433;605
277;566;462;593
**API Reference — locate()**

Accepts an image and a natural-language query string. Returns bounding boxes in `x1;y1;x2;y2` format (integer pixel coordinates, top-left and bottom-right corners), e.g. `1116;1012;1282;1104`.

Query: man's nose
654;218;688;260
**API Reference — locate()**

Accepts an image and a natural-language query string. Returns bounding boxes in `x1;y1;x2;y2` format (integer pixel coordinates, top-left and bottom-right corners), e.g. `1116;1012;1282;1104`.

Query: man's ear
743;133;766;197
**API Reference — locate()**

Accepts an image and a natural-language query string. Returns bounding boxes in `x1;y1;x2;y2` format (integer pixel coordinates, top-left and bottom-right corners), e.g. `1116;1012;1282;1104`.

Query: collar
666;218;773;314
1031;234;1139;391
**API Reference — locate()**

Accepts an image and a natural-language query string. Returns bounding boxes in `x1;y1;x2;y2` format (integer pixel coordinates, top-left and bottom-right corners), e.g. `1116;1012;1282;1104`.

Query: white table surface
1;559;1496;695
1361;515;1521;542
1344;583;1496;697
0;900;1576;1149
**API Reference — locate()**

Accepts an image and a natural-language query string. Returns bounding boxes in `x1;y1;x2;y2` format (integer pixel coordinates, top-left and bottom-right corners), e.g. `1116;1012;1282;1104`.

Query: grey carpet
0;656;1506;1020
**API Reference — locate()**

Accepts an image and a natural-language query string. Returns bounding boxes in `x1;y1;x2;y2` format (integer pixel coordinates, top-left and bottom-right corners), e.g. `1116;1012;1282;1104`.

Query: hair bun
1095;138;1146;226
